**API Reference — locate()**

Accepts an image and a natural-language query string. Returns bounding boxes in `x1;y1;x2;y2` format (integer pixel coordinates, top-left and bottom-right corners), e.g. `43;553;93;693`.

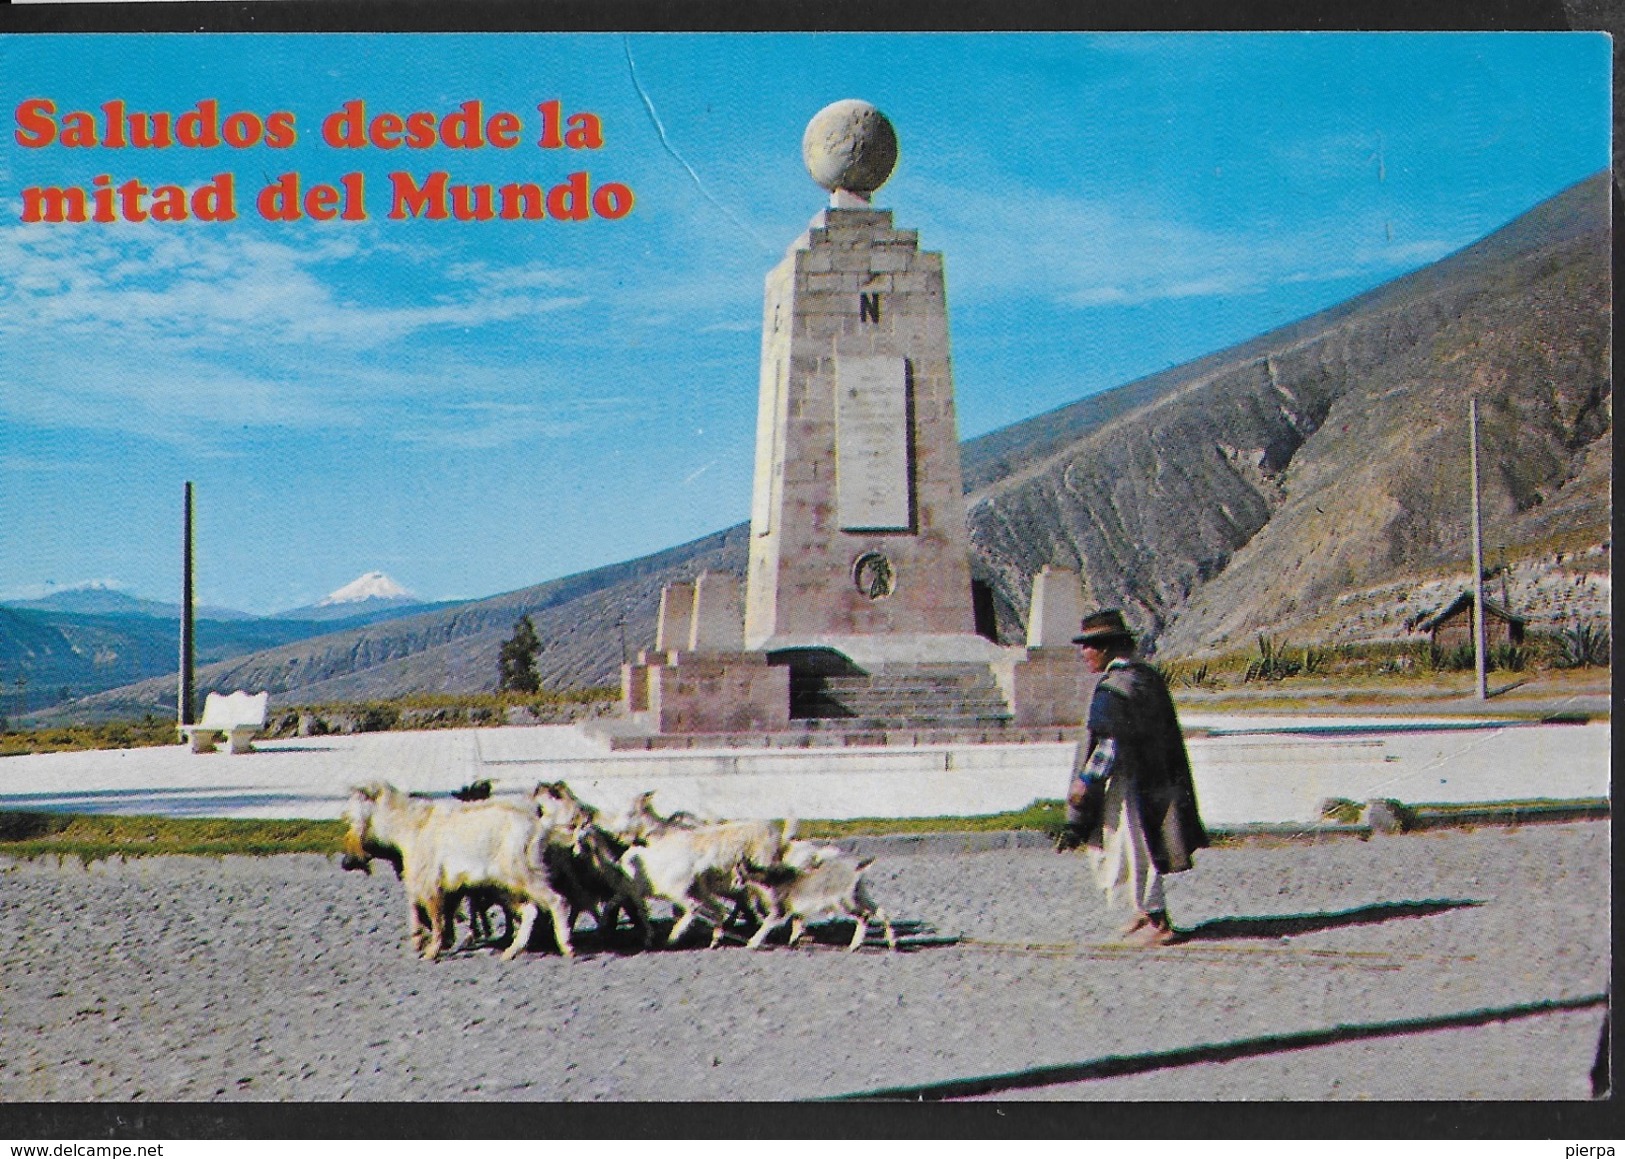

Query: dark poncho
1083;659;1209;874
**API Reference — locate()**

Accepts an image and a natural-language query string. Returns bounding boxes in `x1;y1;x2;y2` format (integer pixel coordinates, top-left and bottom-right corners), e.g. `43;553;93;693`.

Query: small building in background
1416;592;1527;650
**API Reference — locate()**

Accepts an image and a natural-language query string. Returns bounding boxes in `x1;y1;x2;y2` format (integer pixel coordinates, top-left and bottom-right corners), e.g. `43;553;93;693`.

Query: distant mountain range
5;586;256;622
19;172;1612;724
0;574;454;717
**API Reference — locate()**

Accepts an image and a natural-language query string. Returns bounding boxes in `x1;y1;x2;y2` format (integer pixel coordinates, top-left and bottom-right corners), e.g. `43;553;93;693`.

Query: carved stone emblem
852;551;896;600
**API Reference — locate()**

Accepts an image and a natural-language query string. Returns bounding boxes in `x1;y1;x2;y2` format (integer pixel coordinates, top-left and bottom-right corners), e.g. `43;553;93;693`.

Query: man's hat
1072;608;1136;646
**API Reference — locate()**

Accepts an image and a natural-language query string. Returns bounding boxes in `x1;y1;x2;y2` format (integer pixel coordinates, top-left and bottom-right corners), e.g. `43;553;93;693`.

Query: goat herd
339;780;897;961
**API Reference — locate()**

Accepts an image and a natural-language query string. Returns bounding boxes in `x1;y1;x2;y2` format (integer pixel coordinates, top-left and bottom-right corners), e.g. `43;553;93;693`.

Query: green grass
1406;797;1609;816
797;799;1066;840
3;793;1606;863
0;811;345;862
0;802;1074;862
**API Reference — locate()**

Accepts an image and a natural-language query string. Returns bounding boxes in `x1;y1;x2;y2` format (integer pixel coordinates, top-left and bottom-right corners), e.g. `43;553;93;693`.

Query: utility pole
1469;399;1488;701
179;481;196;729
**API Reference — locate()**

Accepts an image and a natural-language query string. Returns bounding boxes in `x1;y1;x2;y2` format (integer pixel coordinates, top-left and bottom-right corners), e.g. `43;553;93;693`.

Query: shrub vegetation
0;715;177;757
1184;623;1606;687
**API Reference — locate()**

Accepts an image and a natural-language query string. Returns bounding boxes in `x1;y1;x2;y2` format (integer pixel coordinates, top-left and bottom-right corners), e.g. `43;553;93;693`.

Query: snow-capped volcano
317;571;414;606
270;572;429;622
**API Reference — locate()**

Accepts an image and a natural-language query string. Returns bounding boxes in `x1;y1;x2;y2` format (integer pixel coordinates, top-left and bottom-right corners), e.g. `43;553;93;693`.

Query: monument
621;101;1091;742
744;99;985;662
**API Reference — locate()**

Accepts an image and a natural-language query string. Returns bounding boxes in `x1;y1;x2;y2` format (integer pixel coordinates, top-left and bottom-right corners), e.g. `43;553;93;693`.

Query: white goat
781;839;846;870
341;781;582;961
339;790;510;952
613;789;708;845
619;818;794;948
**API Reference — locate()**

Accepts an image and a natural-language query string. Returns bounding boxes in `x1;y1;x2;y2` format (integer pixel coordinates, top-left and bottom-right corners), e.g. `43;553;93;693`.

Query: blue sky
0;33;1609;614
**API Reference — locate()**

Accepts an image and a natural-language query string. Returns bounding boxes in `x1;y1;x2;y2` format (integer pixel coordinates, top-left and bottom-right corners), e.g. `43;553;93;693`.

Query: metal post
1469;399;1488;701
179;481;196;728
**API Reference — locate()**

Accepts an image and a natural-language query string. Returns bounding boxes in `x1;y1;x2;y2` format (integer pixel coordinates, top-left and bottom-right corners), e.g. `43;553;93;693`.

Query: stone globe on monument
801;98;900;206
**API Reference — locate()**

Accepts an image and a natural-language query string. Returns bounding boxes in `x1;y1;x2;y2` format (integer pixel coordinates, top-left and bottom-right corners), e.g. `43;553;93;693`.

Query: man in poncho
1056;609;1208;946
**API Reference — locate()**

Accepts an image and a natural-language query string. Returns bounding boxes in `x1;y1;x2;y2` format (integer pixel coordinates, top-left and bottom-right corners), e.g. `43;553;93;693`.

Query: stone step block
785;659;1014;727
792;698;1010;716
792;712;1014;730
792;684;1007;700
797;674;1005;691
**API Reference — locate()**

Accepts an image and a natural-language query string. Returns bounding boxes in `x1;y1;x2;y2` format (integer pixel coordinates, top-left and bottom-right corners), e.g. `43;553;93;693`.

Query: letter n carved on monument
859;292;881;324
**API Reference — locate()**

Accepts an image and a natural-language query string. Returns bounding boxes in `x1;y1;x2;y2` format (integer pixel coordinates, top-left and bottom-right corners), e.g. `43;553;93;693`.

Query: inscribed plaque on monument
834;355;911;531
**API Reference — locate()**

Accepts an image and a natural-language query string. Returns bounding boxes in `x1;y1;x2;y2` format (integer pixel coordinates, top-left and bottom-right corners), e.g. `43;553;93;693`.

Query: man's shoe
1117;912;1154;938
1121;913;1180;947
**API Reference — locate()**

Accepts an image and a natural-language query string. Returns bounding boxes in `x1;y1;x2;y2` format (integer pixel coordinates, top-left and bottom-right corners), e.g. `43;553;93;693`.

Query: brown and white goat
741;847;897;952
530;781;652;948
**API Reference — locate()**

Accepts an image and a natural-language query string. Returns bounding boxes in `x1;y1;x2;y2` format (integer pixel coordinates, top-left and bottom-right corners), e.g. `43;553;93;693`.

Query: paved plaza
0;707;1609;1113
0;821;1607;1104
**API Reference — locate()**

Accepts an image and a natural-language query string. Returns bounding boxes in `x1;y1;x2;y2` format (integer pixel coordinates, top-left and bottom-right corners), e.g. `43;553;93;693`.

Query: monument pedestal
996;648;1095;729
622;649;791;736
993;564;1095;729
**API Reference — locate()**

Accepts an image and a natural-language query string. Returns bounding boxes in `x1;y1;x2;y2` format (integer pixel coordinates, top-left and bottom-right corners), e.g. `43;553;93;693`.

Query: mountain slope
0;608;335;716
0;599;470;717
967;172;1611;655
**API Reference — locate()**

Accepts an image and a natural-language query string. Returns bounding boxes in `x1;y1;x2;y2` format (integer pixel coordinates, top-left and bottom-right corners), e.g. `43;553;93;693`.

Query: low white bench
181;691;269;754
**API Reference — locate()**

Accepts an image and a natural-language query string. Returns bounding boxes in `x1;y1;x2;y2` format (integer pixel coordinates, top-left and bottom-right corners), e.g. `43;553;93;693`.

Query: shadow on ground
1180;898;1483;941
830;992;1609;1101
441;915;948;958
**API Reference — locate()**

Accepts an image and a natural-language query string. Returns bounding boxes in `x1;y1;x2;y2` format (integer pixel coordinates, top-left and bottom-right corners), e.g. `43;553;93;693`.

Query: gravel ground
0;822;1607;1103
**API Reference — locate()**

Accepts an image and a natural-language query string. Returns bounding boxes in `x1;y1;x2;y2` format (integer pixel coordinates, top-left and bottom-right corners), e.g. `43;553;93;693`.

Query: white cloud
390;409;582;450
389;390;645;451
0;339;356;441
0;162;1473;454
445;259;574;293
0;453;78;473
0;223;606;443
0;224;587;353
911;177;1464;312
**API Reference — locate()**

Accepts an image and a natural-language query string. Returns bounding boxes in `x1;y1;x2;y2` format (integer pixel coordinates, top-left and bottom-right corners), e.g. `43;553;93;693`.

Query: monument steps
788;661;1014;729
790;694;1012;715
603;724;1078;751
791;715;1013;732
